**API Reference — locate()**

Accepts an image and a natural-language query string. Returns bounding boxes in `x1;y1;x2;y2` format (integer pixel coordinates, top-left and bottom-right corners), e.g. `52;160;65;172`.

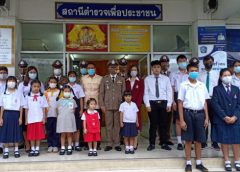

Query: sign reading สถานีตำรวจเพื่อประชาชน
55;2;162;20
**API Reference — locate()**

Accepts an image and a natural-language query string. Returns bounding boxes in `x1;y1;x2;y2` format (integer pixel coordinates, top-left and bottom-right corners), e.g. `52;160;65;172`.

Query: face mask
88;69;95;75
234;66;240;73
222;76;232;84
204;63;213;70
29;73;37;80
7;81;16;89
0;73;8;80
178;62;187;70
80;68;87;75
54;68;61;76
49;83;57;89
69;77;76;83
130;71;138;77
189;72;199;80
63;92;71;98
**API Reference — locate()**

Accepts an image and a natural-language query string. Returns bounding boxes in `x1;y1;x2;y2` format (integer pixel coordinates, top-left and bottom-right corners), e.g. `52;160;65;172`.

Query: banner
226;29;240;66
66;24;108;52
110;25;150;52
198;26;227;71
56;2;162;20
0;26;14;66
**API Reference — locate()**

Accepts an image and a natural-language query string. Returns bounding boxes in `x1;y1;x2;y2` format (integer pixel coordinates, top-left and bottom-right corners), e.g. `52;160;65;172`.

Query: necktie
155;77;159;98
112;76;115;83
33;94;38;101
226;85;231;95
206;72;210;93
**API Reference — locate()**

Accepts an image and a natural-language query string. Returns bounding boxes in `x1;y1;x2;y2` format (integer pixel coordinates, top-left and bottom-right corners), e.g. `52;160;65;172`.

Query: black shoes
185;164;192;172
3;152;9;159
14;151;20;158
147;144;155;151
235;163;240;171
115;146;122;151
0;147;3;154
74;146;82;151
88;151;93;156
34;150;40;156
59;149;65;155
93;151;98;156
211;142;220;151
161;144;172;151
225;163;232;171
201;143;207;149
67;149;72;155
104;146;112;151
196;164;208;172
177;143;184;150
28;150;35;157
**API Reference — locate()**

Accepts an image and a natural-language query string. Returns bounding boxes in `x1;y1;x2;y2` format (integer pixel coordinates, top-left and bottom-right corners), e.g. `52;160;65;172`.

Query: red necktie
33;94;38;101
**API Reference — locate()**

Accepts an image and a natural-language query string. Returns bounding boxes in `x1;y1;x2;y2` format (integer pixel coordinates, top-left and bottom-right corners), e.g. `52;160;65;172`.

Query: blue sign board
55;2;162;20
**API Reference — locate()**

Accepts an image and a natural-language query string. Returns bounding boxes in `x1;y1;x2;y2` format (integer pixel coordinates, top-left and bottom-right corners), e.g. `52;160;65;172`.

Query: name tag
69;102;74;109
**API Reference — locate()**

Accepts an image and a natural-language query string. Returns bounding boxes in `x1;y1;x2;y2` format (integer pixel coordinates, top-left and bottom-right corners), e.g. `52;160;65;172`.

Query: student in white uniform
24;80;48;157
67;71;85;151
178;59;209;172
170;55;189;150
0;76;25;159
232;60;240;89
0;66;8;153
199;55;220;150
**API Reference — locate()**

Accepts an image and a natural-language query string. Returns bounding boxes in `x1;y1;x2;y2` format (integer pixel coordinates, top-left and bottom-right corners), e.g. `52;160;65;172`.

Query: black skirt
121;122;138;137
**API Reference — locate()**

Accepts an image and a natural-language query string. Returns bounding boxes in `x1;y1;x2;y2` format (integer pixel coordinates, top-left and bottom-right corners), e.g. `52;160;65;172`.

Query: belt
184;108;204;113
150;100;167;104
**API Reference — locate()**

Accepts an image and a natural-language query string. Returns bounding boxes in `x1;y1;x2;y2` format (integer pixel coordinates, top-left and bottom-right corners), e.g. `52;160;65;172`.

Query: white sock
225;160;231;164
196;160;202;165
177;136;182;144
68;145;72;150
14;147;18;152
126;146;130;150
35;146;39;151
235;160;240;164
130;145;134;151
89;148;93;152
75;142;79;147
31;146;35;151
61;146;65;150
186;160;192;165
4;148;9;153
93;149;96;152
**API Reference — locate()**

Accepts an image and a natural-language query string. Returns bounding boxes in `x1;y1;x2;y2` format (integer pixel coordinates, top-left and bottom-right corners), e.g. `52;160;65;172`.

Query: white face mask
49;83;57;89
54;68;62;76
7;81;16;89
222;76;232;84
130;71;138;77
0;73;8;80
63;92;71;98
29;73;37;80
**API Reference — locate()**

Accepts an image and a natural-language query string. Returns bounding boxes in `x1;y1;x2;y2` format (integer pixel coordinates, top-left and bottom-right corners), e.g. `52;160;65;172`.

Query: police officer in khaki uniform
118;57;128;79
52;60;65;87
17;59;28;83
99;59;126;151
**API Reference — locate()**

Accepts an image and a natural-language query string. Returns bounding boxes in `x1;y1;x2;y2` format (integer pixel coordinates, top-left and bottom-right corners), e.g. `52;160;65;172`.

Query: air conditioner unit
204;0;218;13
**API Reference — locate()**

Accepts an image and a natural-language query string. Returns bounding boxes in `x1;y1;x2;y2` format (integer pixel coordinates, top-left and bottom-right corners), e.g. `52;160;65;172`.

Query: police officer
118;57;128;79
17;59;28;83
52;60;65;86
99;59;126;151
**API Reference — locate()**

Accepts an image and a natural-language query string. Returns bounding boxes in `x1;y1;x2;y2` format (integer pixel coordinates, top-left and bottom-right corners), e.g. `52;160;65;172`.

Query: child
25;80;48;157
57;85;77;155
44;77;60;153
178;60;209;172
211;68;240;171
119;91;139;154
0;76;24;159
67;71;85;151
81;98;101;156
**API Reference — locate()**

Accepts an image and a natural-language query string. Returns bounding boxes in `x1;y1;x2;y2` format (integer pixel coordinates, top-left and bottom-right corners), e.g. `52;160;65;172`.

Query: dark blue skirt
212;123;240;144
121;122;138;137
0;110;23;143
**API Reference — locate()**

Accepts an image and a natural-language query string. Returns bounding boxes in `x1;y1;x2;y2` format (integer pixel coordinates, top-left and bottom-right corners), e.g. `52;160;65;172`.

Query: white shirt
110;74;117;82
0;90;25;111
178;80;209;110
67;83;85;99
24;93;48;124
222;83;231;92
44;89;60;118
199;69;219;97
144;74;173;107
232;74;240;89
81;110;100;120
18;81;45;97
119;101;139;123
0;81;6;94
170;70;189;92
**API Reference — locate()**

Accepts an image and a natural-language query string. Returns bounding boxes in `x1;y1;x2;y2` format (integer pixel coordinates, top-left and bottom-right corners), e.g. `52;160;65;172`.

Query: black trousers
46;117;59;147
148;100;168;145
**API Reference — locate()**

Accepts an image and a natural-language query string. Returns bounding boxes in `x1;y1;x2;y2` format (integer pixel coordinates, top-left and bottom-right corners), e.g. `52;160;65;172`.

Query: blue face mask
178;62;187;70
80;68;87;75
189;72;199;80
88;69;95;75
234;66;240;73
69;77;76;83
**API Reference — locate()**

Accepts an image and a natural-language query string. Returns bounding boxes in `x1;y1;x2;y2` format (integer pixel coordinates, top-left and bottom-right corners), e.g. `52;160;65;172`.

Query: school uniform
144;74;173;146
44;88;60;148
119;101;139;137
24;93;48;141
81;110;101;142
232;74;240;89
211;83;240;144
178;80;209;142
199;69;219;146
0;82;6;94
125;77;144;130
0;90;25;143
68;83;85;130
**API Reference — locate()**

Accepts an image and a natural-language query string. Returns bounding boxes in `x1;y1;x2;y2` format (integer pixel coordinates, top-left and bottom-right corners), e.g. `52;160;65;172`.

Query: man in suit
99;59;126;151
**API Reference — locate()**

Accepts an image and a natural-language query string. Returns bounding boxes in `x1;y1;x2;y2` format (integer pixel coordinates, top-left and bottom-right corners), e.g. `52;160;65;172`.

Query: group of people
0;54;240;172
